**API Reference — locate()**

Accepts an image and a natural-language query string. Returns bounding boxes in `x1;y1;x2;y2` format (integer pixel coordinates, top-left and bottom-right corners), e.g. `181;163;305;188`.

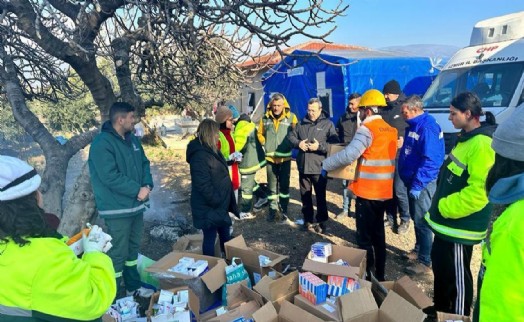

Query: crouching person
0;155;116;321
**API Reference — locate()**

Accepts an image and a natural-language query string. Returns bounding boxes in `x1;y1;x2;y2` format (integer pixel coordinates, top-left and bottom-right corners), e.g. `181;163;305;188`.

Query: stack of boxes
149;289;191;322
326;275;360;297
299;272;328;305
168;257;209;277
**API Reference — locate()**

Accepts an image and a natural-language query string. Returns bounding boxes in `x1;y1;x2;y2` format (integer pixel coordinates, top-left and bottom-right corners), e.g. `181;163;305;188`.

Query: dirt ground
139;143;483;302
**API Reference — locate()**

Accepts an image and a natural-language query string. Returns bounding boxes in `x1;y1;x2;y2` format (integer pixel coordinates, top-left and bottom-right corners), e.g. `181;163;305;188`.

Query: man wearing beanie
89;102;154;299
0;155;116;320
257;93;298;222
475;107;524;322
382;79;410;234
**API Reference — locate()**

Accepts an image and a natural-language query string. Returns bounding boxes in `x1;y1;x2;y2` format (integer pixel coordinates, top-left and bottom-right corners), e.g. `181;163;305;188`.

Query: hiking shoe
254;197;269;209
127;286;155;298
401;250;418;261
315;222;327;234
405;263;432;276
239;212;256;220
299;223;313;232
397;220;410;234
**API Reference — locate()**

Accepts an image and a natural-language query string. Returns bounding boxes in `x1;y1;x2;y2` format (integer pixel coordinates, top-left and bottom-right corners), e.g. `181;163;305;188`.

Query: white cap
0;155;42;201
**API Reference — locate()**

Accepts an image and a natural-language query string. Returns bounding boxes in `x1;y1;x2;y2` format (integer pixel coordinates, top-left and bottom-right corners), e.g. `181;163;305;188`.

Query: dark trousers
386;164;410;224
266;161;291;213
105;213;144;295
299;173;328;224
355;197;387;281
202;225;231;257
239;173;256;213
432;236;474;316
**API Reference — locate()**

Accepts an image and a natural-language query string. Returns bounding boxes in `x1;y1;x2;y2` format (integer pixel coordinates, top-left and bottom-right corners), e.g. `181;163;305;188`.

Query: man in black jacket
288;98;338;233
382;79;410;234
335;93;361;218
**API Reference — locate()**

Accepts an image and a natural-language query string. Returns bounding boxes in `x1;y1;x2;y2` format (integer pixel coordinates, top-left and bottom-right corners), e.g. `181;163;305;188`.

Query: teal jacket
425;124;496;245
88;121;153;219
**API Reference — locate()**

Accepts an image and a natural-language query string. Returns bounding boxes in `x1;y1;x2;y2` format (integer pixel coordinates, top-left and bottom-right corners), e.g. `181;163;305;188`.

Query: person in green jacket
473;106;524;322
425;92;496;317
88;102;154;299
0;156;116;321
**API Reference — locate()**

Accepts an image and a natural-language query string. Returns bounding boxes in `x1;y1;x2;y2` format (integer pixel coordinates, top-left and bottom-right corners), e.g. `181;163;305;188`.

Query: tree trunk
59;163;97;237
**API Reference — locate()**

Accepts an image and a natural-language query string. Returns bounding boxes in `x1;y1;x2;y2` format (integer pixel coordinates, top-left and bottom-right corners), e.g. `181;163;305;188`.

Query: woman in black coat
186;119;237;256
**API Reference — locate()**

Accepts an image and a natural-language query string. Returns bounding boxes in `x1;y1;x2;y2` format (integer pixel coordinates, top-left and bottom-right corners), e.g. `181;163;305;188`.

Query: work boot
397;220;410;234
278;212;289;223
401;250;418;261
266;210;276;222
299;222;313;232
315;222;327;234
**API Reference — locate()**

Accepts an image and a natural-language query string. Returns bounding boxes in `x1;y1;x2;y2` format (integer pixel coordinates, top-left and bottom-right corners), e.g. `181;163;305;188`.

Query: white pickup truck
423;11;524;152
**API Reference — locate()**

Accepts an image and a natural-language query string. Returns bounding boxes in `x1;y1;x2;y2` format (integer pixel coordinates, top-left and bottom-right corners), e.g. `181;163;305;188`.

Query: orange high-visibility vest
350;118;397;200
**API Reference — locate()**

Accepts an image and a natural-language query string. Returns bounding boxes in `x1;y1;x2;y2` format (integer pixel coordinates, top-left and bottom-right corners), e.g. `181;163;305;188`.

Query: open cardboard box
145;252;227;310
302;244;367;280
294;287;426;322
253;300;324;322
253;271;299;311
146;286;196;322
204;283;265;322
373;276;433;309
437;312;472;322
327;144;359;180
225;235;288;284
173;234;221;258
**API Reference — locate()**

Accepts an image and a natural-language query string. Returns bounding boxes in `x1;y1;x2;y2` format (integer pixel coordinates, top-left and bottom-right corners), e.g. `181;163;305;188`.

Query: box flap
392;276;433;309
224;235;250;258
293;294;341;321
207;301;261;322
279;300;325;322
302;245;366;279
145;252;226;293
254;271;299;301
380;291;426;322
227;284;265;309
252;302;278;322
338;287;378;321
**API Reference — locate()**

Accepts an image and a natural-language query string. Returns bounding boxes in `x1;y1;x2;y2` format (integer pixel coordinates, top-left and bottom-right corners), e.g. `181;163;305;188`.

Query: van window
423;62;524;108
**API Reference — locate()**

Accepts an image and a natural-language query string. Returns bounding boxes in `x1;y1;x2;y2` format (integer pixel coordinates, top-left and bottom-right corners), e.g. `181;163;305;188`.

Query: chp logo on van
445;43;521;70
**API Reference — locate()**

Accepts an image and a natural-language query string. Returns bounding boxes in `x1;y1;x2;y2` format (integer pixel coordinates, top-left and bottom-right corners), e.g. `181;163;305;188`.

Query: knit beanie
382;80;401;95
492;107;524;161
228;105;240;120
0;155;42;201
215;105;233;124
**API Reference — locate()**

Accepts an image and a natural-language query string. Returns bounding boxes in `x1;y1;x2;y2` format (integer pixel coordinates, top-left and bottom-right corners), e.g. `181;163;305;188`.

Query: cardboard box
327;144;359;180
294;287;426;322
253;271;299;311
437;312;472;322
205;284;265;322
146;287;197;322
374;276;433;309
253;300;324;322
173;234;221;258
145;252;226;310
302;244;367;280
224;235;288;284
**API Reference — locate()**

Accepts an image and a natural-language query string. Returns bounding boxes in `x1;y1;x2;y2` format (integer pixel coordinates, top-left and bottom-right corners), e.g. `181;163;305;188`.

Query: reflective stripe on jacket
233;119;266;174
350;118;397;200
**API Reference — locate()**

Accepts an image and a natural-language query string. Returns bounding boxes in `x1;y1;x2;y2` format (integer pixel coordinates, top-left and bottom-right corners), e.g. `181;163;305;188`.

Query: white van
423;11;524;152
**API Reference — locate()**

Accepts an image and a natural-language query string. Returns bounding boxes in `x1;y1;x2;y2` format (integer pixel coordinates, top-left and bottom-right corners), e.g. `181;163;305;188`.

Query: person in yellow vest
425;92;496;317
0;156;116;321
257;93;298;222
473;106;524;321
322;89;398;281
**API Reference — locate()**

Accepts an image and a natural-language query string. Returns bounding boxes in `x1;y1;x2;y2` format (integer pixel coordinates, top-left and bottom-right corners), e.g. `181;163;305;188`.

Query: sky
292;0;524;49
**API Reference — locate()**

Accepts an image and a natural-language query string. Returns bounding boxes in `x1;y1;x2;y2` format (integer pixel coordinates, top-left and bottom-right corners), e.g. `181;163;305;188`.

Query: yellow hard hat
359;89;387;108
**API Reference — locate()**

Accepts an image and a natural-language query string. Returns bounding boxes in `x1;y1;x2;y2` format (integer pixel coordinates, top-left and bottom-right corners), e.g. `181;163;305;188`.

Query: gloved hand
320;169;328;178
410;189;422;200
82;225;113;253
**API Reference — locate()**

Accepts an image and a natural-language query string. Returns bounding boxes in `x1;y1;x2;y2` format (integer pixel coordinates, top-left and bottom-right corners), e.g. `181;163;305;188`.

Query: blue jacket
398;112;445;192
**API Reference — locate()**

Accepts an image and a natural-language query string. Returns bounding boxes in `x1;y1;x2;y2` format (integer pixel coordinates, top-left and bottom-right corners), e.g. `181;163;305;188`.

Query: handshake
82;224;113;254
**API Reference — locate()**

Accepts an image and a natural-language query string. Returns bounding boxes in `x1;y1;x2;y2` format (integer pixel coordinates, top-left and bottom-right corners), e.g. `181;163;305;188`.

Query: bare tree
0;0;347;235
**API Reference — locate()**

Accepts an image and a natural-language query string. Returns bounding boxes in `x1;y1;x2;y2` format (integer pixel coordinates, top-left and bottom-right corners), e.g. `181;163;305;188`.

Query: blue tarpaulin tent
261;49;440;123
